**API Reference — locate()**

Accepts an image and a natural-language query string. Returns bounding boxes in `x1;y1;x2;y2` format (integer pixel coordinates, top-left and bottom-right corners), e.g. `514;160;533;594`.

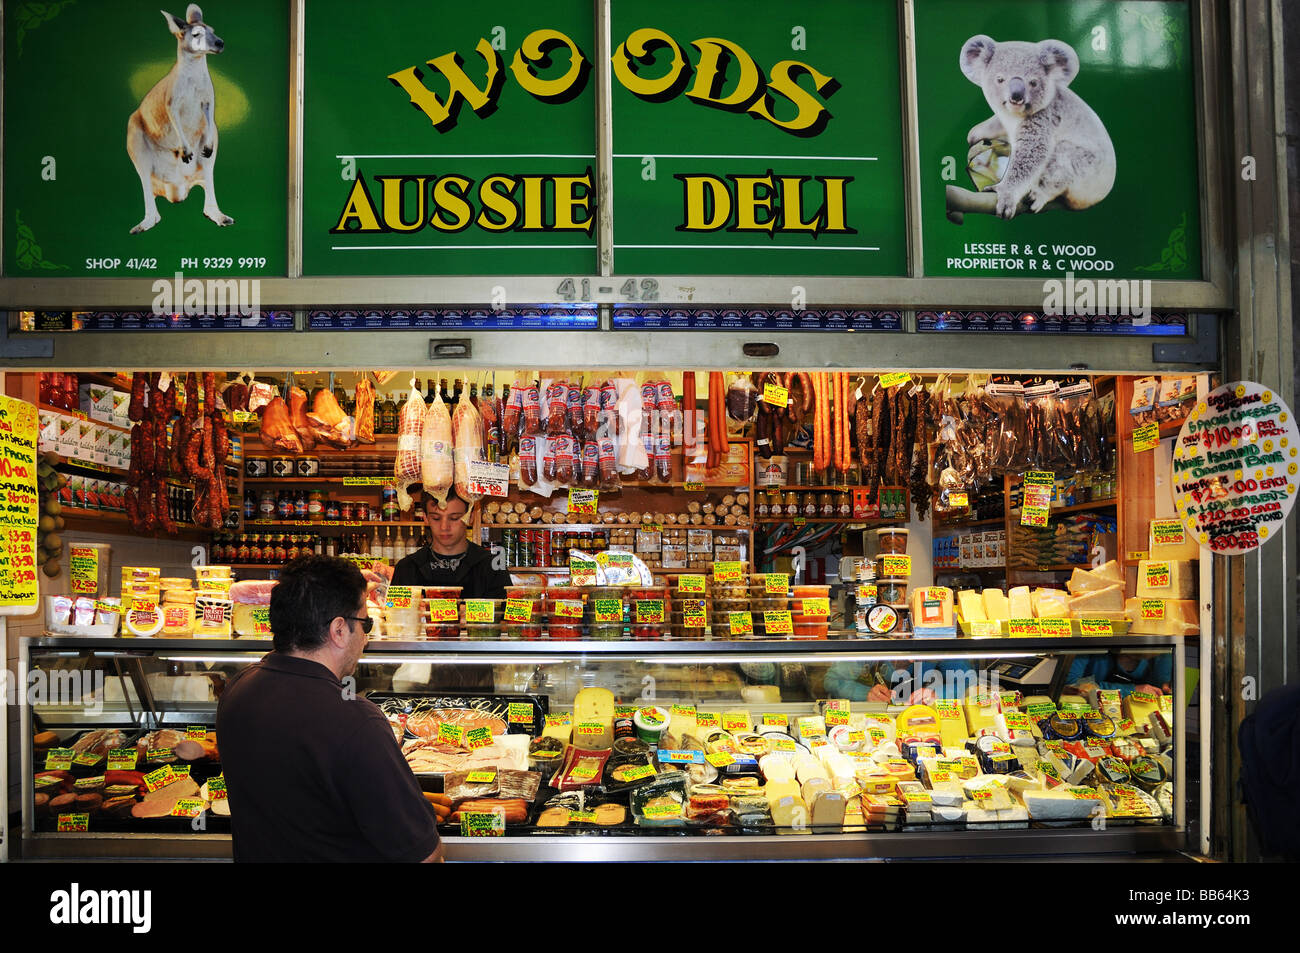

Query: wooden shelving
1007;563;1090;573
245;520;424;528
1008;498;1118;519
755;517;898;525
61;508;209;540
935;516;1006;528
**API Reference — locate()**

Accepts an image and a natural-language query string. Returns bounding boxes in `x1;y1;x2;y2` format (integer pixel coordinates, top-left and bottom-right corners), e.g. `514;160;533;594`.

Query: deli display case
21;632;1186;861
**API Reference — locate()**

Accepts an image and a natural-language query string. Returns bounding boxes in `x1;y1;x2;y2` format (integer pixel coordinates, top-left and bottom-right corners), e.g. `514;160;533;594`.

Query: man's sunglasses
343;616;374;634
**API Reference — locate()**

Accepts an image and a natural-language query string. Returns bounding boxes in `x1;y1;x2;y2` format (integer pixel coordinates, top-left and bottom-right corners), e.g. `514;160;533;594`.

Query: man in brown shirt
217;555;442;862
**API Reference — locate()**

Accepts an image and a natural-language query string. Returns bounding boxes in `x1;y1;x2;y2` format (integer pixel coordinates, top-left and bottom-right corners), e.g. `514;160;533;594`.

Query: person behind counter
391;489;511;599
216;555;442;863
1067;651;1173;697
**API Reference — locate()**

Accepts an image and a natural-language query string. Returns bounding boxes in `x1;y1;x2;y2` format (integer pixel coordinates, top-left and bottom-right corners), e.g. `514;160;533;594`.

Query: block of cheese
963;694;1001;736
573;687;615;749
981;588;1011;621
541;719;573;744
1149;519;1201;561
957;589;986;623
911;586;954;628
1023;788;1100;820
1137;560;1195;599
934;702;967;749
1067;560;1124;595
1008;586;1033;619
1125;598;1199;635
963;780;1013;811
1123;690;1161;726
1032;588;1070;619
1068;584;1124;616
810;791;846;828
667;706;697;743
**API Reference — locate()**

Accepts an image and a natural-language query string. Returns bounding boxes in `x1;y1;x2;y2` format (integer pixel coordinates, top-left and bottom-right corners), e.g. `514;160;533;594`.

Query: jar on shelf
325;498;341;521
296;456;320;477
270;456;294;479
308;490;324;521
275;490;293;520
258;490;276;521
818;491;835;518
340;500;356;522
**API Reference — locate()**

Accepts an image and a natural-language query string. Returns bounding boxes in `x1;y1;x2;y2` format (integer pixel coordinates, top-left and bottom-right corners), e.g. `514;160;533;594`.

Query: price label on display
465;727;493;750
567;488;598;515
763;609;793;635
935;701;962;719
619;765;655;782
1079;618;1114;637
438;723;464;746
1150;519;1186;547
1145;562;1171;590
170;798;205;818
723;713;750;733
465;770;496;784
341;477;392;486
72;752;102;768
1038;619;1071;637
879;373;911;389
825;708;849;726
553;599;583;619
681;599;707;628
1008;618;1042;637
969;619;1001;638
593;598;622;623
44;749;74;771
107;748;138;771
1131;691;1158;705
678;574;706;593
186;725;206;740
949;491;969;508
764;573;788;594
143;766;176;793
879;555;911;577
801;597;830;618
385;586;412;609
1021;503;1049;527
762;713;788;727
464;599;494;623
460;811;506;837
1133;422;1160;453
427;599;458;622
57;814;89;833
568;552;598;586
545;712;571;728
1021;470;1055;527
695;711;720;729
683;482;705;491
642;803;682;819
706;752;736;768
728;611;754;636
771;737;797;753
762;382;790;408
69;546;99;595
250;606;272;637
207;776;228;800
466;460;510;497
713;561;742;582
503;599;534;623
1140;600;1166;620
635;599;665;624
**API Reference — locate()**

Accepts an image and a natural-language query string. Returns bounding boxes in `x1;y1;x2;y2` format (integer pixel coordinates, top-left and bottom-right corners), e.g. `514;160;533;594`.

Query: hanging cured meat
452;391;485;513
306;389;352;448
258;397;303;453
354;377;376;445
421;391;454;507
393;390;426;512
287;386;316;450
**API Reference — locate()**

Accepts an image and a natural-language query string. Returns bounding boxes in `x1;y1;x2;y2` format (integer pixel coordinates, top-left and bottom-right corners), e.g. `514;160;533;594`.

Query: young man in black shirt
391;489;512;599
216;556;442;862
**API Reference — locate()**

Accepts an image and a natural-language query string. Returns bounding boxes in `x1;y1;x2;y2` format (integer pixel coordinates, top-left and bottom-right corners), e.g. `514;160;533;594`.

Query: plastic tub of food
505;585;546;601
792;620;829;640
634;706;669;743
876;578;909;607
875;527;910;554
501;622;543;642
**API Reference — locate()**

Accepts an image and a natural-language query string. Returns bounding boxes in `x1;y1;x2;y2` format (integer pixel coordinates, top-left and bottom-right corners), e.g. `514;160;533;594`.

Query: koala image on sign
946;35;1115;224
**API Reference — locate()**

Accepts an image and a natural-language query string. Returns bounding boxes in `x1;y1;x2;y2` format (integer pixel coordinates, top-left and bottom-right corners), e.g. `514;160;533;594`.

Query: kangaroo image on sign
127;4;234;233
947;35;1114;224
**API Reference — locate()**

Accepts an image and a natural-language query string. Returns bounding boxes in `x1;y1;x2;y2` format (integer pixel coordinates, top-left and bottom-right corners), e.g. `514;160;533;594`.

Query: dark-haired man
391;489;511;599
216;555;442;862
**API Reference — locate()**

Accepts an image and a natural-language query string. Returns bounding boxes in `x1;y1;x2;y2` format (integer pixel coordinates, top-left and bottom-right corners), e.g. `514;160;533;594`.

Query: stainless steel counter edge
21;826;1183;861
25;635;1185;655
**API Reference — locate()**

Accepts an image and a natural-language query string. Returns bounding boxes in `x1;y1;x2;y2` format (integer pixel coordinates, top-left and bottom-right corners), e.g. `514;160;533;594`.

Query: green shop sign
3;0;289;278
915;0;1200;281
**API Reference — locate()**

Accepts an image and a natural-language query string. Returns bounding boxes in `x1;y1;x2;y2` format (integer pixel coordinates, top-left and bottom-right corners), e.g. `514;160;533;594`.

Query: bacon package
550;745;611;792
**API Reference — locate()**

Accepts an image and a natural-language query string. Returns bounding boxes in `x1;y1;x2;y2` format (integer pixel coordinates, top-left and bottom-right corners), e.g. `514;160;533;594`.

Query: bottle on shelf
425;379;436;406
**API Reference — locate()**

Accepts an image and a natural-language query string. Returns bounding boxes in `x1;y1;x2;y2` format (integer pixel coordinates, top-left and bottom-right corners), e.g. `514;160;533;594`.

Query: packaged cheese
124;601;164;637
121;566;161;586
573;687;615;750
193;595;234;638
1137;560;1196;599
1125;598;1199;635
911;587;954;629
1068;584;1124;616
162;604;194;638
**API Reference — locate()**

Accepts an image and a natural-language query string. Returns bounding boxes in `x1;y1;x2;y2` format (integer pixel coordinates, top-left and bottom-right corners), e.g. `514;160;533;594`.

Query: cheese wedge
1137;560;1195;599
1123;691;1161;726
1067;560;1124;595
1032;588;1070;619
911;586;954;628
1125;598;1199;635
957;590;986;623
1068;584;1124;615
1023;788;1099;820
1008;586;1032;619
982;588;1011;621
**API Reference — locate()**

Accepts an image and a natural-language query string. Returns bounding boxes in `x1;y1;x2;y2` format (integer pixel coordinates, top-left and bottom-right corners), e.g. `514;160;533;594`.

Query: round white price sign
1172;381;1299;554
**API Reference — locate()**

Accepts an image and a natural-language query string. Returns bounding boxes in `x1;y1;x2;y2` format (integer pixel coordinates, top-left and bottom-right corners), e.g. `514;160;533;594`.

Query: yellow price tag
427;599;458;622
1008;618;1042;637
763;573;788;594
438;723;465;746
706;752;735;768
635;599;665;623
695;711;720;729
762;383;789;408
552;599;584;619
728;611;753;636
879;373;911;389
567;488;598;515
678;574;706;593
763;609;793;635
969;619;1002;638
464;599;494;623
1079;618;1113;636
1145;562;1171;590
879;555;911;577
1021;503;1049;528
801;597;830;618
1140;599;1165;620
504;599;534;623
681;599;707;628
593;598;623;623
1133;422;1160;453
508;702;533;724
1038;618;1071;637
949;491;969;507
713;561;742;582
465;726;494;750
825;708;849;726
